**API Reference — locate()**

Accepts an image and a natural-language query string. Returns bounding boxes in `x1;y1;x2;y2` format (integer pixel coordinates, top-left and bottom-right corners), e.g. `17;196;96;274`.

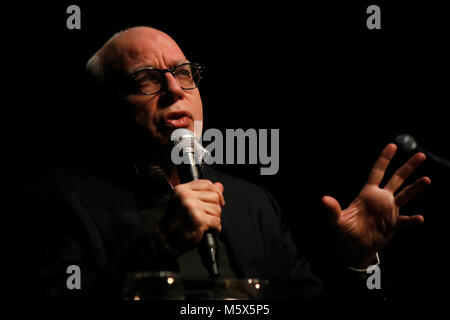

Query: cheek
127;96;159;128
191;92;203;121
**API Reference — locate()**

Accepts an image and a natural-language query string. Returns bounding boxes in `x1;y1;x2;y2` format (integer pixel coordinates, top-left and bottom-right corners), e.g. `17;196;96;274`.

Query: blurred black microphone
171;129;219;279
395;133;450;169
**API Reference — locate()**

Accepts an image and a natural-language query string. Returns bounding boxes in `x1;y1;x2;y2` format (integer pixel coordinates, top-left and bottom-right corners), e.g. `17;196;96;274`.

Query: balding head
87;27;186;84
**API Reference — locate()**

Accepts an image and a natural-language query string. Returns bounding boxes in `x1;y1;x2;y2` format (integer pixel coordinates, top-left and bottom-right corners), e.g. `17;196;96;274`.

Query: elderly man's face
103;27;203;146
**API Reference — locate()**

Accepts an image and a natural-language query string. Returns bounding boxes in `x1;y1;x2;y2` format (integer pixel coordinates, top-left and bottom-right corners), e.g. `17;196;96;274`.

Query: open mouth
162;112;192;129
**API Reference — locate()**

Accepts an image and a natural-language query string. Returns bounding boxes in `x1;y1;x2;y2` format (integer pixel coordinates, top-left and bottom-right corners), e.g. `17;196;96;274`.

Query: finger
395;176;431;207
322;196;341;226
385;152;426;193
197;190;221;204
215;182;224;194
206;215;222;234
367;143;397;186
203;202;222;217
190;179;215;190
397;215;424;229
190;180;225;205
213;182;225;206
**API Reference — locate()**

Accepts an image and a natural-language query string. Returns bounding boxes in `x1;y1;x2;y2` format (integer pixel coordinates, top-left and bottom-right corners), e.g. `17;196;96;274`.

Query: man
22;26;430;301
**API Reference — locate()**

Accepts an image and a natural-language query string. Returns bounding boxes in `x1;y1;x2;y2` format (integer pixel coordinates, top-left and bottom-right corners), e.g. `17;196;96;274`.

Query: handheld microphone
171;129;219;279
395;133;450;169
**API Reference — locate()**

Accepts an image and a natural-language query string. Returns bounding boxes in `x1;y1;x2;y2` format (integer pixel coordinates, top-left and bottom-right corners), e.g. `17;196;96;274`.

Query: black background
10;1;449;305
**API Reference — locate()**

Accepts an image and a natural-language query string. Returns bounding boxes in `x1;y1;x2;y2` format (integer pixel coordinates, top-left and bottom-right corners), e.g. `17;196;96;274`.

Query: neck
126;126;184;186
134;144;181;187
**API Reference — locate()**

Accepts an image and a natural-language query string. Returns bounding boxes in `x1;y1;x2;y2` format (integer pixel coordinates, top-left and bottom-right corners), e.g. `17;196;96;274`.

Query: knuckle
174;184;187;196
181;197;195;210
212;192;220;203
196;179;211;187
176;187;193;199
204;181;215;191
215;182;224;192
215;218;222;232
208;203;221;216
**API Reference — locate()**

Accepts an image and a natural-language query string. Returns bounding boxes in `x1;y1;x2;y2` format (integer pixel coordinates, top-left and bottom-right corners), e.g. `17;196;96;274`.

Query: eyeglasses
130;62;203;95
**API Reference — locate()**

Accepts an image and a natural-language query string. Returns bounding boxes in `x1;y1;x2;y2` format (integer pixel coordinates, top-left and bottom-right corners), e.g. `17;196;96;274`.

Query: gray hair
85;53;105;83
85;28;138;84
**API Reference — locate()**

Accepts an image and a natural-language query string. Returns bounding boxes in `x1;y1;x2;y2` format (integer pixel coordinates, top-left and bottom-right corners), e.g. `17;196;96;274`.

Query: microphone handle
416;147;450;169
177;160;220;279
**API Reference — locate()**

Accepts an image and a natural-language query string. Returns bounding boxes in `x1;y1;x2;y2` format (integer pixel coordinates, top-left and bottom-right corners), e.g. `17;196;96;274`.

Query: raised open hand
322;143;431;267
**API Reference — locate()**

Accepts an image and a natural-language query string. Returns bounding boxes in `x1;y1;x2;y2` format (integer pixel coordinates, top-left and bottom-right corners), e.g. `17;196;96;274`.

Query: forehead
104;28;187;73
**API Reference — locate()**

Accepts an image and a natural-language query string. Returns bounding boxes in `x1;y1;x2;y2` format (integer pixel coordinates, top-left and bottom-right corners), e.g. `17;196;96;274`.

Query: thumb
322;195;342;225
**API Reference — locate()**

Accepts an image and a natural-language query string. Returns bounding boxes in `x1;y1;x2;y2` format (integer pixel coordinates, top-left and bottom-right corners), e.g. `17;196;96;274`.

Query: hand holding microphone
157;129;223;278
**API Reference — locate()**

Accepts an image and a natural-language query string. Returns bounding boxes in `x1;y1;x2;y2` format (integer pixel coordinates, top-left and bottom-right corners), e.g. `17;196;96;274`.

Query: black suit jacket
19;162;324;301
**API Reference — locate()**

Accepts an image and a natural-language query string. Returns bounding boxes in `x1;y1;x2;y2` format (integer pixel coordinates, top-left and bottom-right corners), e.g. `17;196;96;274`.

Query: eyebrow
129;60;191;74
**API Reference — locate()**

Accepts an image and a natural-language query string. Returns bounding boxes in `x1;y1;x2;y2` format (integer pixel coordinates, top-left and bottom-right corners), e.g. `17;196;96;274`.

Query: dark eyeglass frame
130;62;203;95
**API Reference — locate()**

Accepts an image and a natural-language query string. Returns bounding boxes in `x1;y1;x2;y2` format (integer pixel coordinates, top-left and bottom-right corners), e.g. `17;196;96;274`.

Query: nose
158;72;183;107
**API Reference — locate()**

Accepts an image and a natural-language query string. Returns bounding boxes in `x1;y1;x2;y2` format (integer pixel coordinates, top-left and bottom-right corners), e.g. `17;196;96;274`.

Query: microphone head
171;128;197;151
171;128;195;144
170;128;209;164
395;133;418;152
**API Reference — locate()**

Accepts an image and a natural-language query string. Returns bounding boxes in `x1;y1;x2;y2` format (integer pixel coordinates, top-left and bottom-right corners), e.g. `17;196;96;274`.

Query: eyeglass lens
135;64;200;94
